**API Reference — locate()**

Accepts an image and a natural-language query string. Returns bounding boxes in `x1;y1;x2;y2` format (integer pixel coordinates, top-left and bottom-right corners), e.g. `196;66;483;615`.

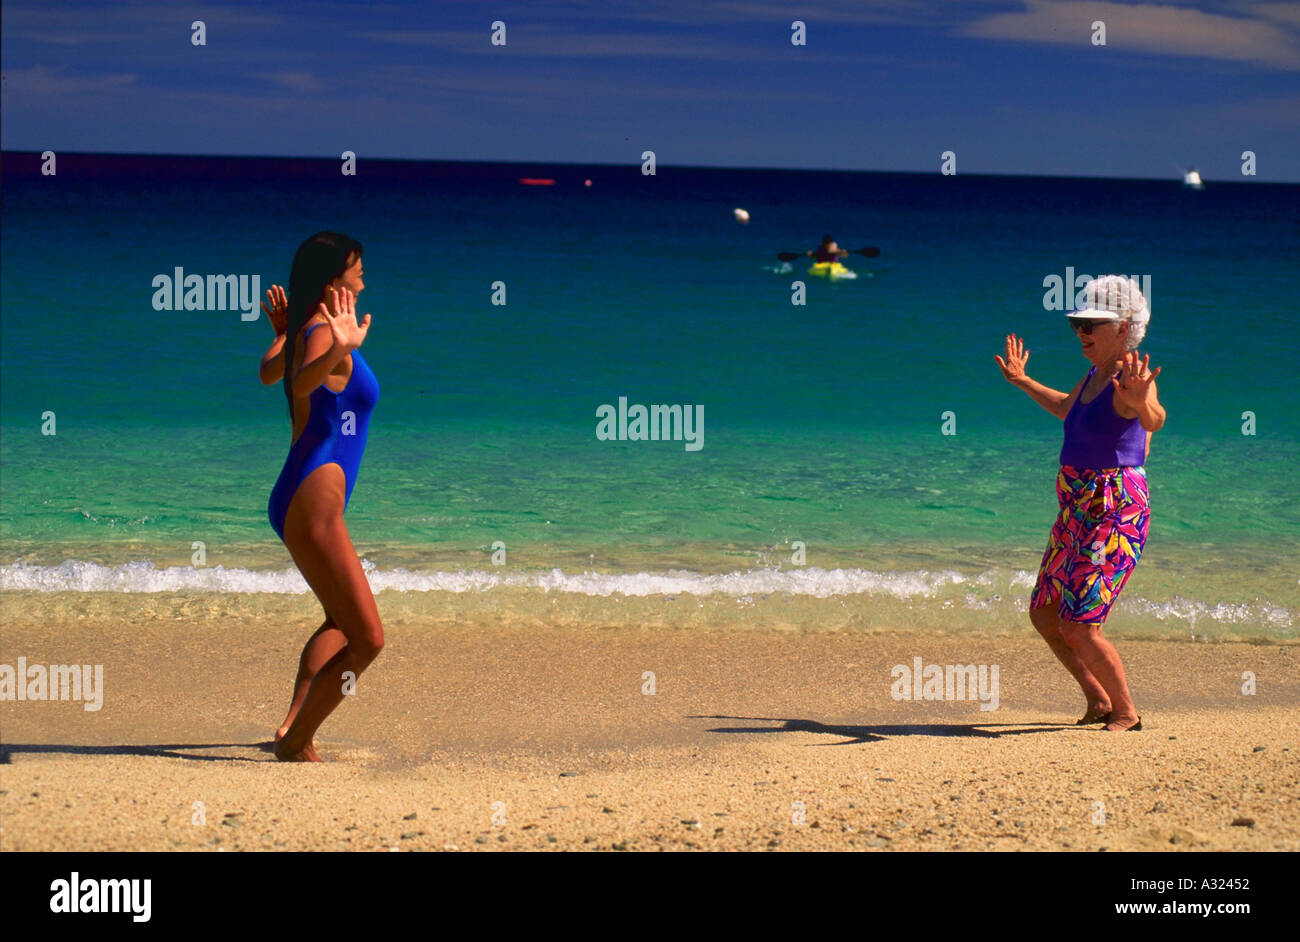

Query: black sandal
1076;710;1112;725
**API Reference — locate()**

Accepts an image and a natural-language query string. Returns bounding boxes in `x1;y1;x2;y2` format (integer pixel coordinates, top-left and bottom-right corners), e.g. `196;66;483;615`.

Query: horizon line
0;149;1288;186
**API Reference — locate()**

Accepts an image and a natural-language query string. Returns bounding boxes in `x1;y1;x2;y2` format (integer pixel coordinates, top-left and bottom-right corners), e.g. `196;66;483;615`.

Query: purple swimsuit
1060;366;1147;469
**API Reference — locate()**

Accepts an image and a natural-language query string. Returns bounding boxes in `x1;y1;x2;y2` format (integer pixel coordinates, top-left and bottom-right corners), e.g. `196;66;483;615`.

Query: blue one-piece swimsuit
268;322;380;540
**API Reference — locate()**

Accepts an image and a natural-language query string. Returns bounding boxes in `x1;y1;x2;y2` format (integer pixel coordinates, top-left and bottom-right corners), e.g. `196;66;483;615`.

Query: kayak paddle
777;247;881;261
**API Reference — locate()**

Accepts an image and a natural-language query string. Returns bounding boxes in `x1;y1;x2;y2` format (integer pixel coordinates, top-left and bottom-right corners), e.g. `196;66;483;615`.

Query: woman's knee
311;616;342;638
351;625;384;664
321;595;382;663
1058;618;1096;648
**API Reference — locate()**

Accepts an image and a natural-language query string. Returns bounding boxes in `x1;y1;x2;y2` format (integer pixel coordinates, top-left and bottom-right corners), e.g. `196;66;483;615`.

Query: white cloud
258;72;322;93
537;0;987;28
1;65;138;97
960;1;1300;70
1222;91;1300;124
1248;2;1300;30
359;27;777;61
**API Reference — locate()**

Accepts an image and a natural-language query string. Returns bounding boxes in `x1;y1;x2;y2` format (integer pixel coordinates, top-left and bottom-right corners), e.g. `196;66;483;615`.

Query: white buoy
733;207;750;224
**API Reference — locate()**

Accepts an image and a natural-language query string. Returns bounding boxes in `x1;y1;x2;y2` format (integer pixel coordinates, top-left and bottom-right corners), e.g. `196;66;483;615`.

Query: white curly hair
1083;275;1149;350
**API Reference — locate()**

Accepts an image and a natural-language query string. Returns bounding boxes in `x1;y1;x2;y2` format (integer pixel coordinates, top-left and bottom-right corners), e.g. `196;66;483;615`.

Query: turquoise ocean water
1;154;1296;639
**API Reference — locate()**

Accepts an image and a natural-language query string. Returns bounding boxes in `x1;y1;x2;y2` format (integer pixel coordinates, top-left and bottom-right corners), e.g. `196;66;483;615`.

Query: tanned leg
276;618;348;743
1059;618;1139;731
274;464;385;761
1029;604;1111;721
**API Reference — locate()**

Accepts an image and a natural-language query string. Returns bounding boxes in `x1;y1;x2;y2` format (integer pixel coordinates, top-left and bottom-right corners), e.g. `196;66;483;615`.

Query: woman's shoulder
298;316;332;341
291;317;332;372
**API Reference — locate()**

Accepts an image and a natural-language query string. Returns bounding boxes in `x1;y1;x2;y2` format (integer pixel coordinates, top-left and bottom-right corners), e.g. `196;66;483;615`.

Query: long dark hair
282;231;363;422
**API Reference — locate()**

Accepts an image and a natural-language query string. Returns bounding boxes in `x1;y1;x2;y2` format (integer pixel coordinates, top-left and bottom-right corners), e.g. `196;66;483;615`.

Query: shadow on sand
690;715;1074;746
0;742;275;763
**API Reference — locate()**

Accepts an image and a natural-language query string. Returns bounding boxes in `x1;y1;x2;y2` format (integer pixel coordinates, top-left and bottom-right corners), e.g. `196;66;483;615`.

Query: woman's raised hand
319;286;371;351
994;334;1030;384
1112;350;1161;409
262;284;288;335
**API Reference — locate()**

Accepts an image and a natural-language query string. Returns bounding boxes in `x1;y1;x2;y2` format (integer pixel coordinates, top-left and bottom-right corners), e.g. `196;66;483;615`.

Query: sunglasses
1068;317;1119;335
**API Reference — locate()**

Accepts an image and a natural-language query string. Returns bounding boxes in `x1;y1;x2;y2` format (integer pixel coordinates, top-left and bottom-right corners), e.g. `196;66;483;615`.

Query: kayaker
807;235;848;264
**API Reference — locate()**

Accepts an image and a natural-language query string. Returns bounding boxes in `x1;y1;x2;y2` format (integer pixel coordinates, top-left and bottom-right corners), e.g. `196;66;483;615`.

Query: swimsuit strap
296;323;323;373
297;323;331;393
1079;366;1095;400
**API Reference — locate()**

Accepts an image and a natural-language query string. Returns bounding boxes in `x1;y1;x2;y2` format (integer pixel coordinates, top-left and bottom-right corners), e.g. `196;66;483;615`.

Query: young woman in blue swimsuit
259;231;381;761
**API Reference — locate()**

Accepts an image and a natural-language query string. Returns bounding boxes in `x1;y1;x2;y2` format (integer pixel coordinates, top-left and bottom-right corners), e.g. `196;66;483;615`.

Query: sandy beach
2;597;1296;852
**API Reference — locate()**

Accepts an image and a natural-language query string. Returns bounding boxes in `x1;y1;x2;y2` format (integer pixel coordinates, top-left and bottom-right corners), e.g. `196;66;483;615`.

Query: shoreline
1;585;1293;645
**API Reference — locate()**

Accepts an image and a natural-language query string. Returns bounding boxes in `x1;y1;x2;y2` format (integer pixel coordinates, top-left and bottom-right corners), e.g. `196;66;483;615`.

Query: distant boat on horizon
1183;168;1204;189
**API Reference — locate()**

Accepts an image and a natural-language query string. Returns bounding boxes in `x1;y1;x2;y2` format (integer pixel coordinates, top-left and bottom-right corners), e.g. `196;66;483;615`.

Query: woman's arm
1012;374;1079;421
995;334;1077;420
259;284;290;385
260;334;286;385
1112;352;1166;432
291;323;350;397
1129;381;1166;432
290;289;370;397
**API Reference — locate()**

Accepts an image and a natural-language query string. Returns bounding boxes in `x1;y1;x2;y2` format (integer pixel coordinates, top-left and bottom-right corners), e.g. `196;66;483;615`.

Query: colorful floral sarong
1030;464;1150;624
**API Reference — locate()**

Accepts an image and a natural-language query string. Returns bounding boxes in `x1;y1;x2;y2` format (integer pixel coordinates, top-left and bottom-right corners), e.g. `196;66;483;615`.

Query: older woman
996;275;1165;732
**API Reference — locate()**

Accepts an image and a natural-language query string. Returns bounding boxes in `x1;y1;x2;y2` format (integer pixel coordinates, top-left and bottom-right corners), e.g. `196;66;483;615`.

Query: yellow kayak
808;261;857;280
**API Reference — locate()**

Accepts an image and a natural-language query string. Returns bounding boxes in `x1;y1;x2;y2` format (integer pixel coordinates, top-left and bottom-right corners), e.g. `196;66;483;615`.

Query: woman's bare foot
274;738;322;761
274;723;292;744
1102;713;1142;732
1077;703;1112;725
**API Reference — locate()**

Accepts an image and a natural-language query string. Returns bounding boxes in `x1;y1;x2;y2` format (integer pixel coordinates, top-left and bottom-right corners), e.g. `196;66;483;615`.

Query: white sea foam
1123;595;1295;632
0;558;968;598
0;558;1292;630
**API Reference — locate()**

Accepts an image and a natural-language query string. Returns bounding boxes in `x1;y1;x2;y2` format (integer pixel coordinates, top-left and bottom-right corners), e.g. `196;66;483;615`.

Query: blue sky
3;0;1297;180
